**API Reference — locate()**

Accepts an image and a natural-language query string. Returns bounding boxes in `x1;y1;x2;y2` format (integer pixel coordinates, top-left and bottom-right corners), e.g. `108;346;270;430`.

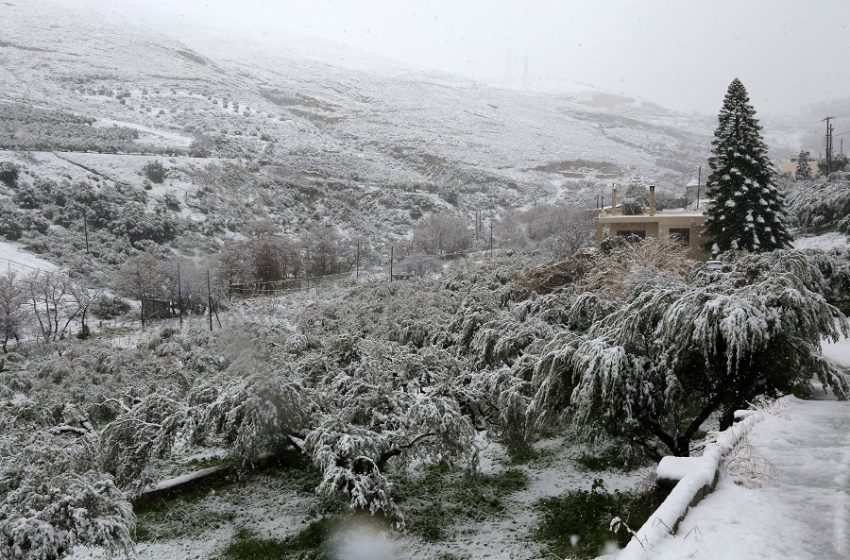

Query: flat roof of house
597;207;706;223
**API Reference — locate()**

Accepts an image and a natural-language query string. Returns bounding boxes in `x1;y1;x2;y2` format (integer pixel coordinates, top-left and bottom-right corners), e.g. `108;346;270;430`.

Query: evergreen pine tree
703;79;793;253
795;150;812;180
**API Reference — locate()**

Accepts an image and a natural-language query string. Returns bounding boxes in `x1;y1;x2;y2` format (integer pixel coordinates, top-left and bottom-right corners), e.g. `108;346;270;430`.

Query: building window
669;228;690;245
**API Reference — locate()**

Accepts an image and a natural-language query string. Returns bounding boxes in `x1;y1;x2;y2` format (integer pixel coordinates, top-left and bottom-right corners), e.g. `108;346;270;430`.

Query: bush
536;480;661;559
441;190;459;206
142;160;167;184
785;175;850;234
0;161;20;187
91;296;131;320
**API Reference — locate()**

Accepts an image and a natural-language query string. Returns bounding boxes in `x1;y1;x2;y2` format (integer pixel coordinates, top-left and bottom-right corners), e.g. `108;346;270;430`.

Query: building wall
780;157;820;176
595;215;711;260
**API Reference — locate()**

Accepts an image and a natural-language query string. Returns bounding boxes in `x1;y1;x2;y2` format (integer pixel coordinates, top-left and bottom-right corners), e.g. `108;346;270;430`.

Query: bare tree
24;271;88;342
412;215;472;255
525;205;594;257
113;254;171;300
304;226;347;276
0;272;26;352
494;210;528;249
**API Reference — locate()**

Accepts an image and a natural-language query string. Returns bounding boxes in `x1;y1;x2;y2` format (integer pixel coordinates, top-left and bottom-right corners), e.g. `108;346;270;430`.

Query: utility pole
177;263;183;326
489;222;494;253
355;238;361;282
83;214;90;254
823;116;835;175
389;245;393;282
137;269;145;328
206;269;213;332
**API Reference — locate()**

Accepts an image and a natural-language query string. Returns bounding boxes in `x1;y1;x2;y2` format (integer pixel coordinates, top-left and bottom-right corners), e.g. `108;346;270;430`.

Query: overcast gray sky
77;0;850;115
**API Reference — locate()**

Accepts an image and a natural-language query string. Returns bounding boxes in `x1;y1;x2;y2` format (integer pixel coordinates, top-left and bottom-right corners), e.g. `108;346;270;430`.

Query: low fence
617;410;763;559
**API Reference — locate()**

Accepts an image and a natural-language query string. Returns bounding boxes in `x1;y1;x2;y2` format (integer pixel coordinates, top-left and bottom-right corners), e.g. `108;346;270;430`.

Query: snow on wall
617;411;762;560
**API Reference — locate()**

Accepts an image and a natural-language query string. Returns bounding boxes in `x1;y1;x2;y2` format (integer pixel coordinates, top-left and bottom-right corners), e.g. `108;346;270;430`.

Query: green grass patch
504;442;541;465
403;465;530;541
222;518;334;560
536;479;662;559
574;447;647;472
134;449;322;542
135;501;235;542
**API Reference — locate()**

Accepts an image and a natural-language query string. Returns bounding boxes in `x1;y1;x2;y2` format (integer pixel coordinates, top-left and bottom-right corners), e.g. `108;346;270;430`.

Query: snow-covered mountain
2;0;710;182
0;0;714;276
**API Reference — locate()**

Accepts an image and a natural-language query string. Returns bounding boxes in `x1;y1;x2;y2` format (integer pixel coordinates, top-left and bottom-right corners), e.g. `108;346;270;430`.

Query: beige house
594;186;712;260
779;155;820;176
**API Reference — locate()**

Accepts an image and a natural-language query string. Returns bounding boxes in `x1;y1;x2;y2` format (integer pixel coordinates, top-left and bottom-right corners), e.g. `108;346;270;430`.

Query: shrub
536;480;661;559
0;161;20;188
142;160;167;184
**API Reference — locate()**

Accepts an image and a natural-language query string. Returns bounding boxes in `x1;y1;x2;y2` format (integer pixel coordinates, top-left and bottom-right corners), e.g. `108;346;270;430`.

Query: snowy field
0;240;58;274
68;436;652;560
793;232;850;251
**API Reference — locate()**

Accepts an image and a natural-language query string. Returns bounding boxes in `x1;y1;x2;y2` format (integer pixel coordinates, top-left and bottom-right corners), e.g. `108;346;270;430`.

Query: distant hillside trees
305;225;347;277
216;228;353;295
1;173;178;246
412;215;472;255
0;103;139;152
818;152;850;175
784;173;850;234
114;254;173;300
795;150;812;180
0;272;25;352
218;234;304;291
703;78;792;253
523;205;594;258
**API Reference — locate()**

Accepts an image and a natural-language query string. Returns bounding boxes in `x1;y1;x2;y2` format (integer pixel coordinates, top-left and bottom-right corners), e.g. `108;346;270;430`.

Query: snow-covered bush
201;371;310;460
0;161;20;188
100;394;192;490
0;426;134;559
141;160;167;184
532;249;849;458
784;174;850;234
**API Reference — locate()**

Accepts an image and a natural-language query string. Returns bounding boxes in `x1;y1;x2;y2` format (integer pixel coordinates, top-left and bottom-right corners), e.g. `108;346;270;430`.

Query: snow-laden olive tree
0;422;134;560
532;248;849;458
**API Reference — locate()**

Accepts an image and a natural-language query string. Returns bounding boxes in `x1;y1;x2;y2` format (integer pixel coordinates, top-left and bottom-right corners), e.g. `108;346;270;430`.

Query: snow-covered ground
792;232;850;251
0;240;58;274
68;433;651;560
648;338;850;560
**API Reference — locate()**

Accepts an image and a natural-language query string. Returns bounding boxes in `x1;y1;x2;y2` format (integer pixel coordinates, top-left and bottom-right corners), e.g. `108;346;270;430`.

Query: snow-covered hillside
2;0;709;208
